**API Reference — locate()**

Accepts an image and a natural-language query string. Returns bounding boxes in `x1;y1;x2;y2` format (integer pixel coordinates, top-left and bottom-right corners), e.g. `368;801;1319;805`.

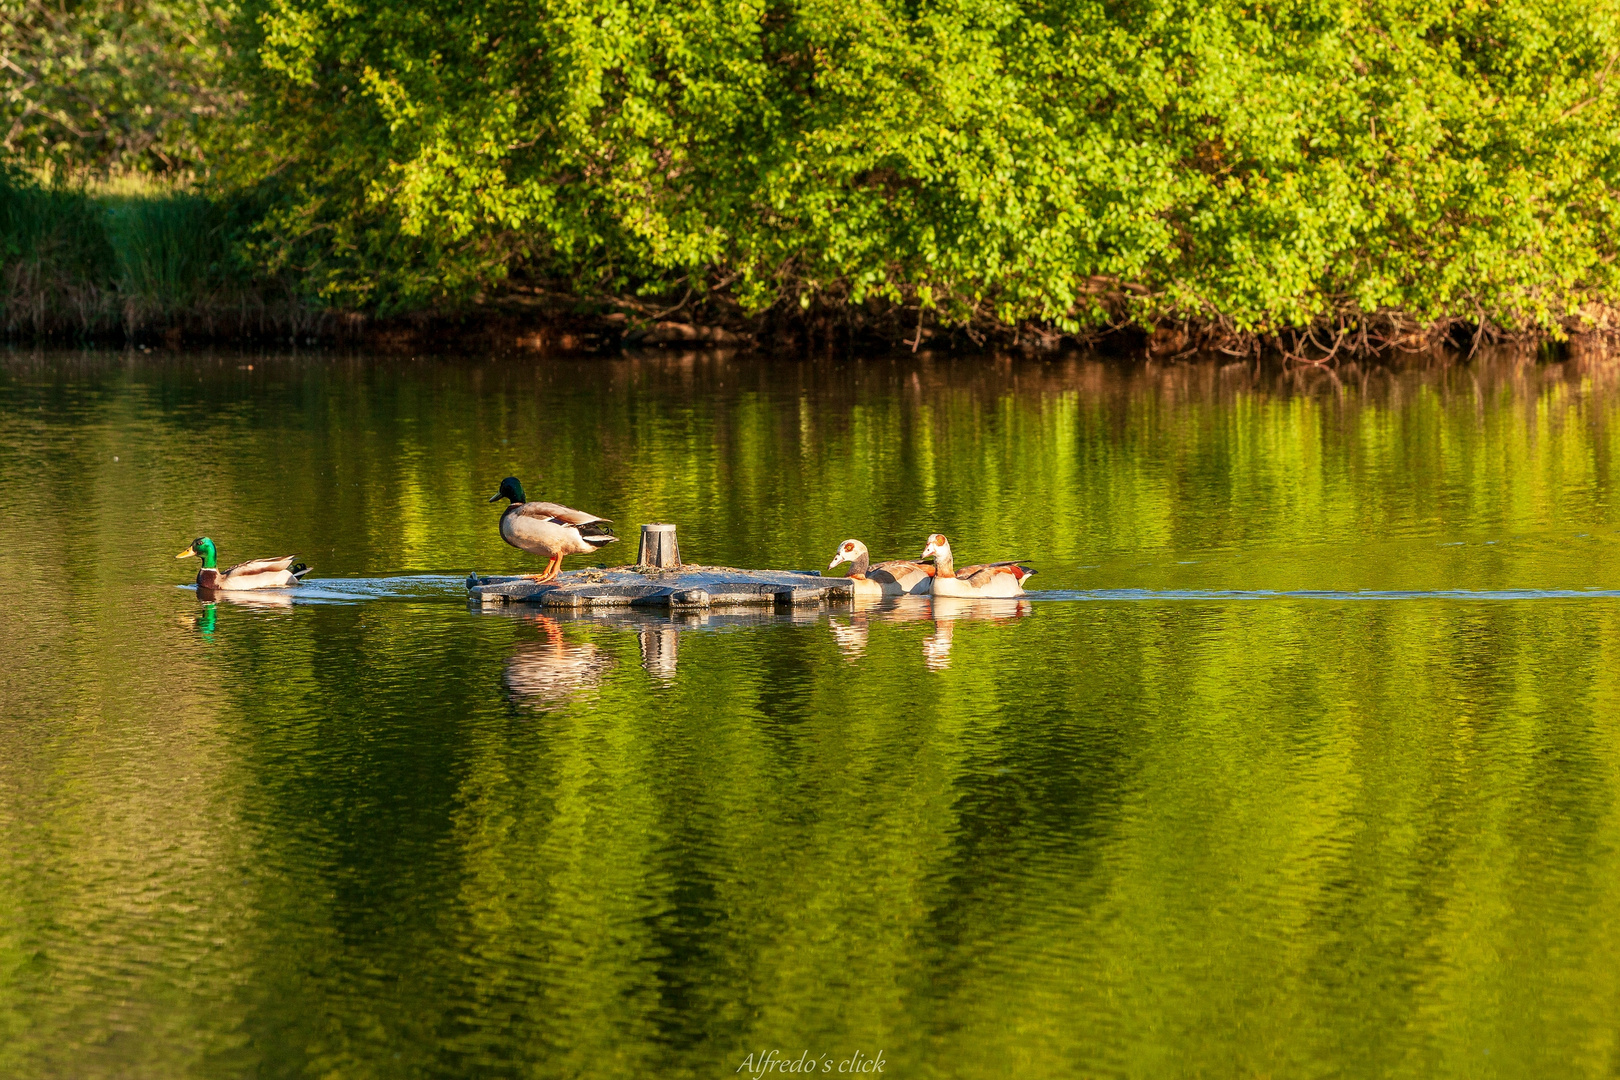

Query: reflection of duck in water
187;603;218;635
920;534;1034;598
504;616;616;705
827;539;934;597
489;476;618;582
183;589;296;634
198;588;295;608
177;537;310;590
923;596;1034;671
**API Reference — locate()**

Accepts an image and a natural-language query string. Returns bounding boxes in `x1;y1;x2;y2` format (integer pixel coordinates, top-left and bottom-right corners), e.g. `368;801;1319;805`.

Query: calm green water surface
3;348;1620;1078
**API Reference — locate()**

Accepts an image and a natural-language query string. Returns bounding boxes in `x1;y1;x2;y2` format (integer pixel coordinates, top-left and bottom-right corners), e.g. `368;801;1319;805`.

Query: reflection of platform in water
484;595;1034;688
467;565;855;609
480;603;836;690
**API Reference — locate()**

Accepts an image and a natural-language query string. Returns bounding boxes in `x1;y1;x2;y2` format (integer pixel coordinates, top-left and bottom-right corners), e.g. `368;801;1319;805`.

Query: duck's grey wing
520;502;612;528
223;555;299;576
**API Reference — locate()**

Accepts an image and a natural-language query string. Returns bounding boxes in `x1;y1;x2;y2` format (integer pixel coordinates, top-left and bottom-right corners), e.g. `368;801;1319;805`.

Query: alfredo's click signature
736;1049;886;1075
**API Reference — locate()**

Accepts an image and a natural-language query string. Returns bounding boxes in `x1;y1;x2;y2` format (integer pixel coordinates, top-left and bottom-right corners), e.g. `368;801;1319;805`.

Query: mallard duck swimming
175;537;310;590
489;476;618;582
827;538;935;597
920;534;1035;598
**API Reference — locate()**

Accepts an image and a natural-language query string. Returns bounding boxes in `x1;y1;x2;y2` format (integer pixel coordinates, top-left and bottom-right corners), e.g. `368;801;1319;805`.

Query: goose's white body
929;570;1028;598
920;534;1035;598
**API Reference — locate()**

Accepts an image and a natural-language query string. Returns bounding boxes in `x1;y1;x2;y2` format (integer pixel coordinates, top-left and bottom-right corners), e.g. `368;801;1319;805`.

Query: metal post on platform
638;523;681;569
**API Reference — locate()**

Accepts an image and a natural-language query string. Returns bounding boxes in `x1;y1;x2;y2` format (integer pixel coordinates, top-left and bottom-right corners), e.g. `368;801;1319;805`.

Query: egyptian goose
176;537;310;590
489;476;618;581
827;538;935;597
919;534;1035;598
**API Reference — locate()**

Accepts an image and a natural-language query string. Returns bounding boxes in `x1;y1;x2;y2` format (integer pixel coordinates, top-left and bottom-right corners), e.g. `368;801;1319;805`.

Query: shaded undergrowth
0;174;329;341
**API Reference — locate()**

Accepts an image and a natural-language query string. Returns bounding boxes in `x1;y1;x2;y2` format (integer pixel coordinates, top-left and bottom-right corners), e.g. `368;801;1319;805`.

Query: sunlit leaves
218;0;1620;332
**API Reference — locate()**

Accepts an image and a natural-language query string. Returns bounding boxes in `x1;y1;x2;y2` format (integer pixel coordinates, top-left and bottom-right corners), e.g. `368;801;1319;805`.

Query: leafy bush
0;0;232;176
217;0;1620;340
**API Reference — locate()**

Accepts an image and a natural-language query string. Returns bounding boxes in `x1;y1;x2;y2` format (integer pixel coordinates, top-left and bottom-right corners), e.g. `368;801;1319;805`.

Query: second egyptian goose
919;534;1035;598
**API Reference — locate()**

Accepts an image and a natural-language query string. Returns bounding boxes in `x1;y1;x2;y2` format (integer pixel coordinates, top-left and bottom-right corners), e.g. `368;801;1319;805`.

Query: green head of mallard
176;536;217;568
489;476;526;505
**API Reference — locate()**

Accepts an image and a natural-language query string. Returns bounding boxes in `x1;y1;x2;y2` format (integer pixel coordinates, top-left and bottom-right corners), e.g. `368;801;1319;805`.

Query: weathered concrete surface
466;565;856;608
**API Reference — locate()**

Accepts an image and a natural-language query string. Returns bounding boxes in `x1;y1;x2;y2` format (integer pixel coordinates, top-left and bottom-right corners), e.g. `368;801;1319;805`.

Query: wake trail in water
1032;588;1620;602
178;574;472;604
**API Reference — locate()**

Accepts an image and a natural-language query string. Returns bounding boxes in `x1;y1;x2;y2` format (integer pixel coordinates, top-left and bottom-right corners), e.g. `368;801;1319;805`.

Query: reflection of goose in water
504;616;616;705
829;614;870;659
830;594;931;660
827;596;1031;670
924;596;1033;671
922;623;955;671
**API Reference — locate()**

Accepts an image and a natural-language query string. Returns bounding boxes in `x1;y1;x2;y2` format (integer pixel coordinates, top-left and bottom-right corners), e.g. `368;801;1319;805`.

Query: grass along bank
1;172;329;342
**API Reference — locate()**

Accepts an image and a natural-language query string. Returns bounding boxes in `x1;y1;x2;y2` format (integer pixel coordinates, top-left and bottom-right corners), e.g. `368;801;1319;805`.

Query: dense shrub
0;0;232;176
215;0;1620;341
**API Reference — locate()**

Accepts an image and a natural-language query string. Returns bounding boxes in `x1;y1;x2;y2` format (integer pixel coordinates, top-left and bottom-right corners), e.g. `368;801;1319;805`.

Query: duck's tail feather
291;563;312;579
578;523;619;548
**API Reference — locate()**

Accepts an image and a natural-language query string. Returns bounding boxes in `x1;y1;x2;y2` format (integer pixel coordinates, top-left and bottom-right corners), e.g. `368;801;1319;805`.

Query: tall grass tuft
0;169;330;340
103;193;230;323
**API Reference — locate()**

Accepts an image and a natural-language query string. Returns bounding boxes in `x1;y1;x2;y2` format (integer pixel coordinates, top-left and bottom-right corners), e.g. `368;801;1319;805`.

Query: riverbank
9;177;1620;359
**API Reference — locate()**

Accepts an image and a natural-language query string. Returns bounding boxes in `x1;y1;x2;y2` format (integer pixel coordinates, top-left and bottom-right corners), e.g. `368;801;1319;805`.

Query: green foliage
0;0;233;175
6;0;1620;337
101;190;231;308
218;0;1620;334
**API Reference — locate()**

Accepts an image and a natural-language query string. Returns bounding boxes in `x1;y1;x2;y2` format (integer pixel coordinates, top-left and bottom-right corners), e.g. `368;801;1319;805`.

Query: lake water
3;346;1619;1078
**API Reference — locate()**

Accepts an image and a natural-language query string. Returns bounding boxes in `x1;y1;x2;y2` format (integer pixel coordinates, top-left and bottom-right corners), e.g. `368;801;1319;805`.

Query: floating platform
466;565;857;609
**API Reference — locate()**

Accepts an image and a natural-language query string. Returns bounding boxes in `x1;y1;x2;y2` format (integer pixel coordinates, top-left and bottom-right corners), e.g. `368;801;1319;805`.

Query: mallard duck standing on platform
489;476;618;582
176;537;310;590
